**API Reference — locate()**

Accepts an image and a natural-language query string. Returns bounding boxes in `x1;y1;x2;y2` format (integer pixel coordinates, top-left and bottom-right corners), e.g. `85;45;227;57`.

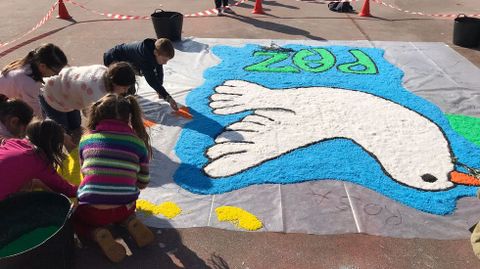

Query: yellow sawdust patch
215;206;263;231
136;199;182;219
57;148;82;186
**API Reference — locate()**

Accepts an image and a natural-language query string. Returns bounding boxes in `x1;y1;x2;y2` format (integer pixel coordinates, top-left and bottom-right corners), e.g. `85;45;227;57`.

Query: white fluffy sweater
42;65;108;112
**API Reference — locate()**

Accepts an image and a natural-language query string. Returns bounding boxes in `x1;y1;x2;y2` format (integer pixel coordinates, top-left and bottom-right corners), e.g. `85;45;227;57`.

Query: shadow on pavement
74;218;229;269
262;0;300;9
0;19;134;59
226;13;326;40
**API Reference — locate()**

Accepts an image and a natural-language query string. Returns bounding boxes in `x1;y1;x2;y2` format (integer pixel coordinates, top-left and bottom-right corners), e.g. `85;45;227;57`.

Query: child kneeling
73;94;154;263
0;119;77;200
472;189;480;259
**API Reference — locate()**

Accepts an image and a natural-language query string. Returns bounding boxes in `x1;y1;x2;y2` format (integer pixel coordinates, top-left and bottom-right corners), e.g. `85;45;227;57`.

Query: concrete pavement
2;0;480;268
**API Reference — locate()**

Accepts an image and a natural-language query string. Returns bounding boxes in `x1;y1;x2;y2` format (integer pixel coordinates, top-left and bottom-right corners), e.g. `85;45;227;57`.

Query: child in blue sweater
103;38;178;111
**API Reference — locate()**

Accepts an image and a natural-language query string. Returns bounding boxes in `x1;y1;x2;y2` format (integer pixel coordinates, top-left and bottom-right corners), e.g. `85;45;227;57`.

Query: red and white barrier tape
0;1;58;48
297;0;480;19
371;0;480;19
0;0;248;52
65;0;248;19
6;0;478;53
64;0;149;20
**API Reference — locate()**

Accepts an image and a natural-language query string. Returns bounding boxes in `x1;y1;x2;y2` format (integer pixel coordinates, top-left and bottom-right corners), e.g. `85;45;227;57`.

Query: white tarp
136;38;480;239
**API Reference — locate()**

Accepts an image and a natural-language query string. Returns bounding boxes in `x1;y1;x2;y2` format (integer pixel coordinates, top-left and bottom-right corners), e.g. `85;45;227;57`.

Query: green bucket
0;192;75;269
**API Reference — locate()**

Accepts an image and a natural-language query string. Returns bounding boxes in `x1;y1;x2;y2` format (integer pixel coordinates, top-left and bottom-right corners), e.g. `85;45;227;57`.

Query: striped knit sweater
78;119;149;205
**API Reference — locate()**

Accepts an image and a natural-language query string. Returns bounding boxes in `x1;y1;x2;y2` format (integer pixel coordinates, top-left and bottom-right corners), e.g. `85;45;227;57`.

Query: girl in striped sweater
74;94;153;263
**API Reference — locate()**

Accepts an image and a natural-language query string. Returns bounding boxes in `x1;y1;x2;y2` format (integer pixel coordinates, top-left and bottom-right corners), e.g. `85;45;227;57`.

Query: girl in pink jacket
0;119;77;201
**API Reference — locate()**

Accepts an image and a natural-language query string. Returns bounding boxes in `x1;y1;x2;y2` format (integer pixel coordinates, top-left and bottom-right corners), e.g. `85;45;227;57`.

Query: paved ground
2;0;480;268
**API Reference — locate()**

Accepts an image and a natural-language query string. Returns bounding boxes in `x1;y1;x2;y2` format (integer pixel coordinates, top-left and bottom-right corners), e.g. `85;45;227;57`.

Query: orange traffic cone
252;0;265;14
359;0;371;17
57;0;72;20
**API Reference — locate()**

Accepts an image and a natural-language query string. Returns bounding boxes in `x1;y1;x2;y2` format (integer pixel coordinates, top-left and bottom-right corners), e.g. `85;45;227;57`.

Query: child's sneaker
223;7;234;14
93;228;126;263
123;217;155;247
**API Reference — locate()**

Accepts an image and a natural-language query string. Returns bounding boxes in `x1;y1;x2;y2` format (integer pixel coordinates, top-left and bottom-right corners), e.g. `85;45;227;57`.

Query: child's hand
168;97;178;111
71;198;79;210
136;181;148;190
64;134;77;152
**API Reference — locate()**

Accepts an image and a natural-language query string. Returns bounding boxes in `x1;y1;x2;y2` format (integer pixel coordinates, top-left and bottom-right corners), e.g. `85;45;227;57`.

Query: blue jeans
39;95;81;133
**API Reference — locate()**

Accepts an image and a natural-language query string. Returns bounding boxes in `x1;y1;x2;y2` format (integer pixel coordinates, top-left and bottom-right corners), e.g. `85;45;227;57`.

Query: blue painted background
173;44;480;215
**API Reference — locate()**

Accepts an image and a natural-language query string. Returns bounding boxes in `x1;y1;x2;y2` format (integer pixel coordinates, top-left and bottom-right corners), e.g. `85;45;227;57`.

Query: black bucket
0;192;75;269
151;9;184;42
453;14;480;48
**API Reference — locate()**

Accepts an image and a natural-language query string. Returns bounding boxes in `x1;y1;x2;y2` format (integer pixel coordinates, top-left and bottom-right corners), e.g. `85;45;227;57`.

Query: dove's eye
421;174;438;183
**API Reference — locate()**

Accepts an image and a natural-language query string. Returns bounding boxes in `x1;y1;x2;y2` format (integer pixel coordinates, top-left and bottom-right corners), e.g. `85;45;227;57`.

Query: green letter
292;48;335;73
338;49;378;75
245;51;300;73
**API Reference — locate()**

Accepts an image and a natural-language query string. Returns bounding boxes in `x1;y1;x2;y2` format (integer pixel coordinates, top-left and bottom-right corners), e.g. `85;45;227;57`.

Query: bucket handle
66;199;78;219
153;9;181;19
456;13;467;19
170;12;182;19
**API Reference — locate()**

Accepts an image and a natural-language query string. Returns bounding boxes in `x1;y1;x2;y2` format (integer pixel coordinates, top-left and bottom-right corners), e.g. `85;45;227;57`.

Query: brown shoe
124;217;155;247
93;228;126;263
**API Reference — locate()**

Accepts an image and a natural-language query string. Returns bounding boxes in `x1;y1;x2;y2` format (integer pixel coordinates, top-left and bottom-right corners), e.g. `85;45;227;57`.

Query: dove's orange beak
450;171;480;186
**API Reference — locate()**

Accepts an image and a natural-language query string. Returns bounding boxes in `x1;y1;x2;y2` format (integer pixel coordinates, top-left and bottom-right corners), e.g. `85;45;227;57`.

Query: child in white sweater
39;62;136;149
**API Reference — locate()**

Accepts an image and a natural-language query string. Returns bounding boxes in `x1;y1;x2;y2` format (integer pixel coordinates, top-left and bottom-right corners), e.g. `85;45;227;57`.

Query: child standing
0;43;68;117
39;62;136;150
103;38;178;111
215;0;232;15
0;119;77;201
74;94;154;263
0;94;34;143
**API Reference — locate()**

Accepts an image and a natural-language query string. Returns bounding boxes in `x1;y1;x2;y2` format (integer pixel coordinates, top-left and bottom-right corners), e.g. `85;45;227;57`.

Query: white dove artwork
207;80;461;191
172;43;480;216
60;40;480;238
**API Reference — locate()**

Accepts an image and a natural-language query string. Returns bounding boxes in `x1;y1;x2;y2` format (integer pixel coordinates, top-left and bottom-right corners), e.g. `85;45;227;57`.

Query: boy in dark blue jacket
104;38;178;110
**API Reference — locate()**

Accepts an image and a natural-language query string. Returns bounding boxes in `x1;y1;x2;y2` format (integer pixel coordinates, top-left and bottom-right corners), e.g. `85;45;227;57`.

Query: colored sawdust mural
174;44;480;215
